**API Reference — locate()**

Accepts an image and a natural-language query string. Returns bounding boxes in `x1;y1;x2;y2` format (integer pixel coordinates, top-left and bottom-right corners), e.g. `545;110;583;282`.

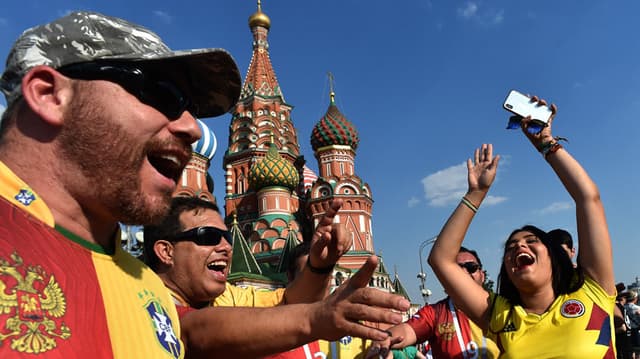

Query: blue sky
1;1;639;303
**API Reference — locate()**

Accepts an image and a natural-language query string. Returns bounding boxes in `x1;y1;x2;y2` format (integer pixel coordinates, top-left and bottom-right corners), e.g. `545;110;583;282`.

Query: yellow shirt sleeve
212;283;285;307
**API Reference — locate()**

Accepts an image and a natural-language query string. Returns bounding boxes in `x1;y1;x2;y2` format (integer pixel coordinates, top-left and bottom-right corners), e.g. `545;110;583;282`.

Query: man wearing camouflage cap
0;11;409;358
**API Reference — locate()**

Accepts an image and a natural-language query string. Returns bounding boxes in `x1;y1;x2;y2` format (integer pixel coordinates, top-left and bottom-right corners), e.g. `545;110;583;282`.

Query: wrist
307;256;335;275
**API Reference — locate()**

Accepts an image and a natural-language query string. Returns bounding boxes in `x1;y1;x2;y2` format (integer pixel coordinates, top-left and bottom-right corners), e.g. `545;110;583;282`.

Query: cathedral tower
223;1;306;266
309;82;374;271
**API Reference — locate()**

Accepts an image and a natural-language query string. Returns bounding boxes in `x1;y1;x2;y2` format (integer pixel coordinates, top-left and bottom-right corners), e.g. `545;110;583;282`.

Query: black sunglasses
458;261;481;274
171;226;232;246
57;62;191;119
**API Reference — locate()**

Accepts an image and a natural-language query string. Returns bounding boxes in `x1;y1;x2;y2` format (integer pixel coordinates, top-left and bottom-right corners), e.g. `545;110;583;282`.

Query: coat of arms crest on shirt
438;322;456;340
0;252;70;354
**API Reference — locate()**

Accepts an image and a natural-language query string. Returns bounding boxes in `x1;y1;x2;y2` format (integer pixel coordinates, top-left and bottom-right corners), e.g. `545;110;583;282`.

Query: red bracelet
544;142;563;160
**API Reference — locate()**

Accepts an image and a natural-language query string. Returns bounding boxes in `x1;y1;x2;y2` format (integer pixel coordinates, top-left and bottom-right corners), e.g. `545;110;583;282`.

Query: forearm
284;268;332;303
428;193;482;271
544;142;614;294
545;146;600;204
182;305;314;358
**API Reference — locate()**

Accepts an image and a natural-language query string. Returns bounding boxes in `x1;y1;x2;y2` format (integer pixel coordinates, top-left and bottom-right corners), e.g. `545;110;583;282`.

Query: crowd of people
0;9;627;359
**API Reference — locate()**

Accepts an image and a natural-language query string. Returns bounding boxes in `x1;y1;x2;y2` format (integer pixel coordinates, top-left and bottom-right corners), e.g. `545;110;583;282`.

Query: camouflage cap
0;11;241;118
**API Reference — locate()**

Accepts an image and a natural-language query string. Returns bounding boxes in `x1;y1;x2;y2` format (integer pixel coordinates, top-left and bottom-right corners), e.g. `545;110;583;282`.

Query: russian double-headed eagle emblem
0;252;70;353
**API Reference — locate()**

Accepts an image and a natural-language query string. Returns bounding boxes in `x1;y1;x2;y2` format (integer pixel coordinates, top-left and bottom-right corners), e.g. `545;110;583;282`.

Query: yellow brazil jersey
213;283;285;307
489;276;615;359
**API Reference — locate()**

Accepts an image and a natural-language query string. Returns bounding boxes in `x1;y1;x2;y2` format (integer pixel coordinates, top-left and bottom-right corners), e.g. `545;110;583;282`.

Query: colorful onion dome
249;142;299;190
191;119;217;160
249;0;271;29
310;93;359;151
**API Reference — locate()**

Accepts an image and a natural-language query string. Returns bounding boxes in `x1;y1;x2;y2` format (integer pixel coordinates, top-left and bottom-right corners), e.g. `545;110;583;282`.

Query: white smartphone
503;90;553;123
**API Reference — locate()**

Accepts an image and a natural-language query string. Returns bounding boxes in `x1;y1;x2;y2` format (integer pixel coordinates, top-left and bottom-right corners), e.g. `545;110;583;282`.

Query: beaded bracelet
306;256;335;275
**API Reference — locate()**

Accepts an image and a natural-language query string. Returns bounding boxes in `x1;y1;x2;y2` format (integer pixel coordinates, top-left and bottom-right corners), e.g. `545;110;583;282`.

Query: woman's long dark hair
496;225;584;306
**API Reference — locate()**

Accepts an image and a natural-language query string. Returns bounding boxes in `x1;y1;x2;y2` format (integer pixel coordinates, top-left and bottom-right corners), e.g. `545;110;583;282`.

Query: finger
481;143;488;161
317;199;343;228
335;319;396;342
389;335;405;346
486;143;493;161
343;304;402;333
473;147;480;165
347;255;378;288
492;155;501;169
537;98;548;107
348;288;411;314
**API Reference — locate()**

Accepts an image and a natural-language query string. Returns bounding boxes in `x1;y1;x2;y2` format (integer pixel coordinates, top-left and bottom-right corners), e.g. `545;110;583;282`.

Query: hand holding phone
503;90;553;134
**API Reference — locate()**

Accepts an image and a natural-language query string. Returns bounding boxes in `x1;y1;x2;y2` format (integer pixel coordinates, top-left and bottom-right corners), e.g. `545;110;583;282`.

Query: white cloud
457;3;504;26
408;197;421;208
422;162;468;207
153;10;173;24
421;161;507;207
535;201;573;215
458;2;478;19
0;104;5;118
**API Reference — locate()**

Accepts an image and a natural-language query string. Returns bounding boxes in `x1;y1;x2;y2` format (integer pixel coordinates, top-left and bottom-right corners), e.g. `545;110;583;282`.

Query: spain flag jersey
0;161;183;358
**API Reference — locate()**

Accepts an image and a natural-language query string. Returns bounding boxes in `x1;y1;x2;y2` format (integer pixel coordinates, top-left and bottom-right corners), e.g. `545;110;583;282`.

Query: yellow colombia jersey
489;276;615;359
0;160;183;358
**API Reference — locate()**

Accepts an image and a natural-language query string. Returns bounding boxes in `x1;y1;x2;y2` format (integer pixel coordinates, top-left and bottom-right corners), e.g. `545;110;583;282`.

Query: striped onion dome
249;142;299;190
310;93;359;151
191;119;218;160
302;165;318;191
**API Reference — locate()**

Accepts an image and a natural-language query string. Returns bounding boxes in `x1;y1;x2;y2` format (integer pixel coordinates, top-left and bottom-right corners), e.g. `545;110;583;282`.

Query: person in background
365;247;499;359
0;11;410;358
428;95;615;358
548;228;576;267
625;290;640;358
615;284;633;359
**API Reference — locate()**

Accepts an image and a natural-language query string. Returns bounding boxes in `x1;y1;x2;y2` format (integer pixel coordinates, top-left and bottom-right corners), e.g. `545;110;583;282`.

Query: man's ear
154;240;175;266
20;65;73;127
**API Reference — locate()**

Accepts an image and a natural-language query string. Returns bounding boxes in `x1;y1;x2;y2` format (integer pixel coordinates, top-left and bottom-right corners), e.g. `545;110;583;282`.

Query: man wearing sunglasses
144;196;358;358
0;11;409;359
366;247;500;359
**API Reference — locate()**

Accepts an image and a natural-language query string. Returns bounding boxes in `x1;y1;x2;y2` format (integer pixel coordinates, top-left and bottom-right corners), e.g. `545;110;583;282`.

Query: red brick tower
223;2;306;266
309;81;374;272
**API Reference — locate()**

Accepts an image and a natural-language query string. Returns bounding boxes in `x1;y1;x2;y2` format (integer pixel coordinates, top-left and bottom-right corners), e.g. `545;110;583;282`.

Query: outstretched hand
312;255;411;342
309;199;349;269
466;143;500;194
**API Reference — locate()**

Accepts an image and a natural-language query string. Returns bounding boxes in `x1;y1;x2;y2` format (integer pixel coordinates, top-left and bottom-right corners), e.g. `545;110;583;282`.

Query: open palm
467;143;500;193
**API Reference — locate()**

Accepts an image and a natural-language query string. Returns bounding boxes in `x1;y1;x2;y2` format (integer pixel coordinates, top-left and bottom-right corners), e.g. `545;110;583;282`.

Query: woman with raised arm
428;97;615;358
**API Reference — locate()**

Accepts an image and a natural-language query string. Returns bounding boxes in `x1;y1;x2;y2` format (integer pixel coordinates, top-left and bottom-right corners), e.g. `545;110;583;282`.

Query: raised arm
284;199;348;303
182;255;410;358
427;144;500;329
520;98;614;295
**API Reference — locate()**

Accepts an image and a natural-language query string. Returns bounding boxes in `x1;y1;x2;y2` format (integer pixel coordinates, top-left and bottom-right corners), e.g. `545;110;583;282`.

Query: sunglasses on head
458;261;481;274
57;62;191;119
170;226;232;246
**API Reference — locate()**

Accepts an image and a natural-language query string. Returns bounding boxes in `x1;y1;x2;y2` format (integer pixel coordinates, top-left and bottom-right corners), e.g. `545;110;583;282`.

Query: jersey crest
141;291;181;358
14;189;36;206
0;251;70;354
561;299;585;318
437;322;456;340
